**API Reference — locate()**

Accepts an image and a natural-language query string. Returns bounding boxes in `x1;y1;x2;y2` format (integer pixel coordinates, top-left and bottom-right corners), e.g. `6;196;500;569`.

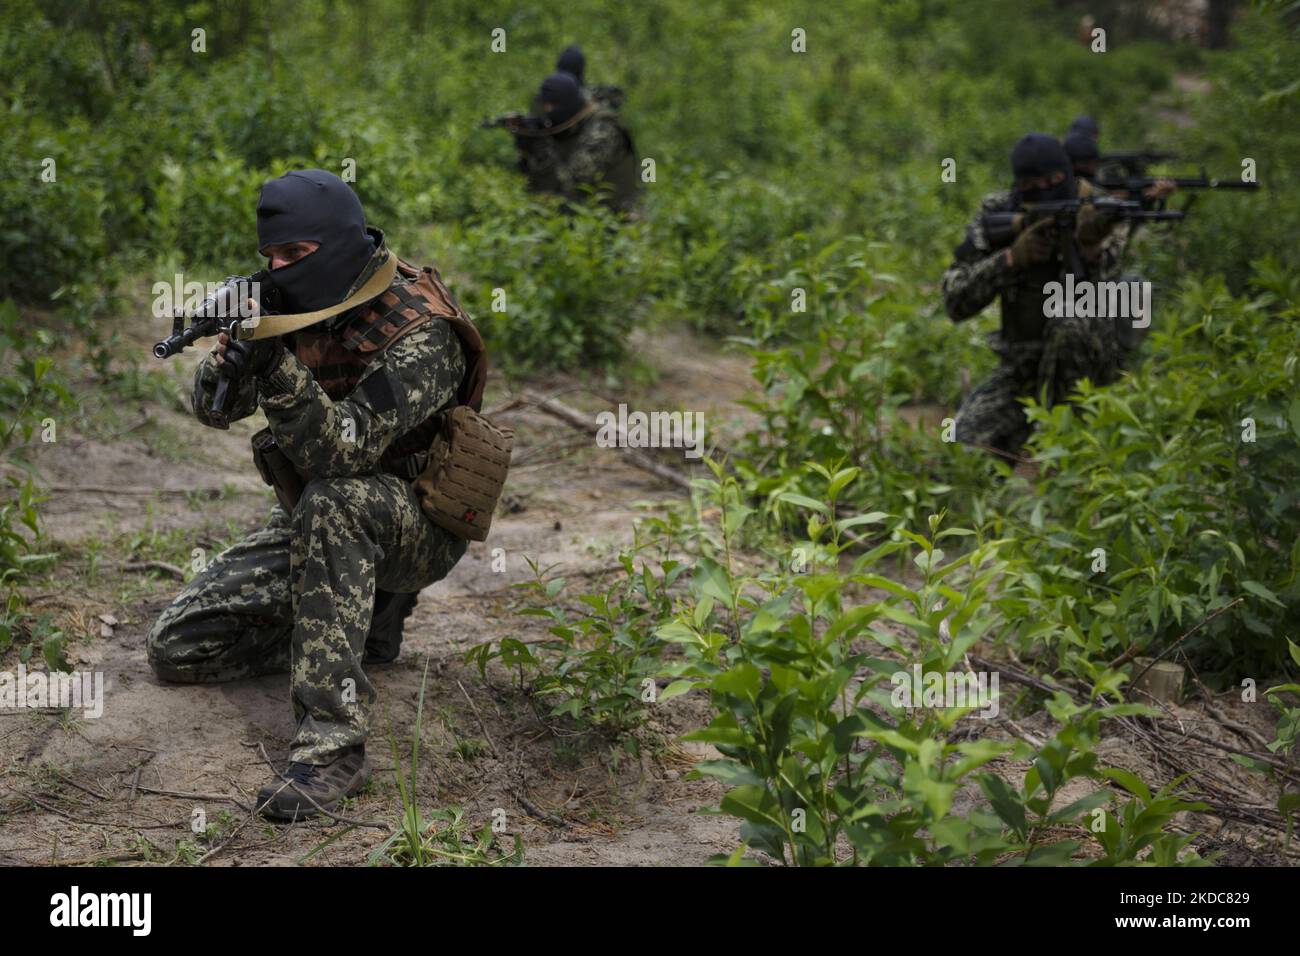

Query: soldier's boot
362;590;420;665
255;745;369;822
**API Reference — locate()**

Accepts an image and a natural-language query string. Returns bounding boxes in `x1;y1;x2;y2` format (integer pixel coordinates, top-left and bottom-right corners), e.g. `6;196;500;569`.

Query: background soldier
515;71;638;213
941;134;1124;459
147;170;484;821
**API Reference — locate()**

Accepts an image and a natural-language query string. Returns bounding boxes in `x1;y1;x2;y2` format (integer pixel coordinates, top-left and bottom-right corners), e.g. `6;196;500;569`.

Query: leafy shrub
447;191;658;373
0;299;71;654
1008;268;1300;679
653;461;1206;865
466;547;681;749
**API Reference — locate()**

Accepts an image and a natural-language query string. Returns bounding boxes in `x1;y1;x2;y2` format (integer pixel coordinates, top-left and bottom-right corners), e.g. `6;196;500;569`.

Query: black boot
255;745;369;822
363;590;420;665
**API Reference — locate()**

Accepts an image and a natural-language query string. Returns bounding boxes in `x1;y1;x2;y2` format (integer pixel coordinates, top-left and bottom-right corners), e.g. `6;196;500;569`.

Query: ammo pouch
412;405;514;542
251;427;307;513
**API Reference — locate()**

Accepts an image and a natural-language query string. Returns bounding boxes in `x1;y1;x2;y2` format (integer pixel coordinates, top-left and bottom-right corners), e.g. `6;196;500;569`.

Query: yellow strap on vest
531;100;597;137
236;253;399;341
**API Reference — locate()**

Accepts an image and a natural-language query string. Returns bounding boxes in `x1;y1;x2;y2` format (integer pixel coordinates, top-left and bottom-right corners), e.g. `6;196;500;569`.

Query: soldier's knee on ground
145;604;199;682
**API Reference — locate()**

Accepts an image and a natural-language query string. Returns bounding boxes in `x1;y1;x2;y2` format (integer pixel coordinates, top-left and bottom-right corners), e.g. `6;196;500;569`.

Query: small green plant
369;805;524;868
466;548;683;748
369;659;523;867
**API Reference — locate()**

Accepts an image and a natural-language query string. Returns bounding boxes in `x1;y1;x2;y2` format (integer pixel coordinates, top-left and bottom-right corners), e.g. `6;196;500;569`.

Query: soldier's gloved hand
221;337;285;381
1075;201;1117;247
1007;217;1054;271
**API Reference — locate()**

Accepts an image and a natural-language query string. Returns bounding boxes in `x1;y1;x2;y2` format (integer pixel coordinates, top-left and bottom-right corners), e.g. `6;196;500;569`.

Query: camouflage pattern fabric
149;238;470;764
942;189;1123;457
953;319;1121;456
516;108;637;212
148;481;466;763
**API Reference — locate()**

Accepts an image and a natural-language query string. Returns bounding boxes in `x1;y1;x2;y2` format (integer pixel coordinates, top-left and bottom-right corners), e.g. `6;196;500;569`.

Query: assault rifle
983;197;1184;274
153;274;271;426
1096;169;1259;196
1092;171;1263;217
480;112;547;137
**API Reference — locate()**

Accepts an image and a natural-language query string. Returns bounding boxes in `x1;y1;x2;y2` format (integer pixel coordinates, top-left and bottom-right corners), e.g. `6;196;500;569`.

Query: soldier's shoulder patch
358;367;399;414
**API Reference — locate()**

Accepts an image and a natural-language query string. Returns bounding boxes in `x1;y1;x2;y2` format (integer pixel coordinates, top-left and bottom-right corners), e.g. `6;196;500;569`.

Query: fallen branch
518;389;693;491
49;486;236;497
120;560;186;580
134;785;250;809
512;788;568;828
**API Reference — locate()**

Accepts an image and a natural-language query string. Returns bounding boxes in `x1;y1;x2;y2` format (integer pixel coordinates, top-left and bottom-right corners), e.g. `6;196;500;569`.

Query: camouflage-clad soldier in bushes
942;134;1124;459
516;71;637;213
147;169;485;820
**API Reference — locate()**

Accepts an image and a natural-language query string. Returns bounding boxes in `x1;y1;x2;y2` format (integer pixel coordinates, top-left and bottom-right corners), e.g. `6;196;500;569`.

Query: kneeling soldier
147;169;488;820
941;134;1125;459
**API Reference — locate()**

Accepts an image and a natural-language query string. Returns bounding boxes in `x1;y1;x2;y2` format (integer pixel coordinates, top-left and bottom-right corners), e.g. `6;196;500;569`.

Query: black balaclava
1068;114;1099;142
255;169;376;313
1010;133;1076;205
556;44;585;86
1063;129;1100;172
539;71;584;127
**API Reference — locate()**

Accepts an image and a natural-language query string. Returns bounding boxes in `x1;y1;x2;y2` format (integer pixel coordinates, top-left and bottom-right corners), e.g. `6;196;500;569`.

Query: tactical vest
999;180;1107;347
290;258;488;474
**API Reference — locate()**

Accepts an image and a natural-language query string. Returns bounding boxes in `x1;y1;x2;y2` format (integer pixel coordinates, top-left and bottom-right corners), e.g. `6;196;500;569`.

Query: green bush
654;461;1207;865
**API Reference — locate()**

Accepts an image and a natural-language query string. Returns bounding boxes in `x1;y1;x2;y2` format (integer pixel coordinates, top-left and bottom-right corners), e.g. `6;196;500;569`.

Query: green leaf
693;557;735;608
1278;792;1300;819
836;511;890;532
43;635;70;673
694;760;766;788
1046;789;1112;825
655;621;702;646
978;774;1028;840
1102;767;1151;803
1023;840;1079;866
827;467;861;500
658;680;696;702
713;662;762;699
1242;580;1284;607
775;492;830;514
719;784;788;831
1228;754;1273;775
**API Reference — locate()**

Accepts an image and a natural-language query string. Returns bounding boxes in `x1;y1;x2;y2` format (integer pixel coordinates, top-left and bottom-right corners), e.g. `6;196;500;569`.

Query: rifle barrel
1097;177;1259;191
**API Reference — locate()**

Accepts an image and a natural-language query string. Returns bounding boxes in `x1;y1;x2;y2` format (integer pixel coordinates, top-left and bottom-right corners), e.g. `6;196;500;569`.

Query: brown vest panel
290;257;490;467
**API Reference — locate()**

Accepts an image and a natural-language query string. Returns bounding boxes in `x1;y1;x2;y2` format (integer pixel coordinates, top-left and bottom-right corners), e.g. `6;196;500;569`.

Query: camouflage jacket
516;107;637;212
192;236;466;480
941;188;1122;345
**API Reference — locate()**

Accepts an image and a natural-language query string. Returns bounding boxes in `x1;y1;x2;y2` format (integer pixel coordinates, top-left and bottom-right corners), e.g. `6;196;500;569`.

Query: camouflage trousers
954;313;1121;458
147;473;467;764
